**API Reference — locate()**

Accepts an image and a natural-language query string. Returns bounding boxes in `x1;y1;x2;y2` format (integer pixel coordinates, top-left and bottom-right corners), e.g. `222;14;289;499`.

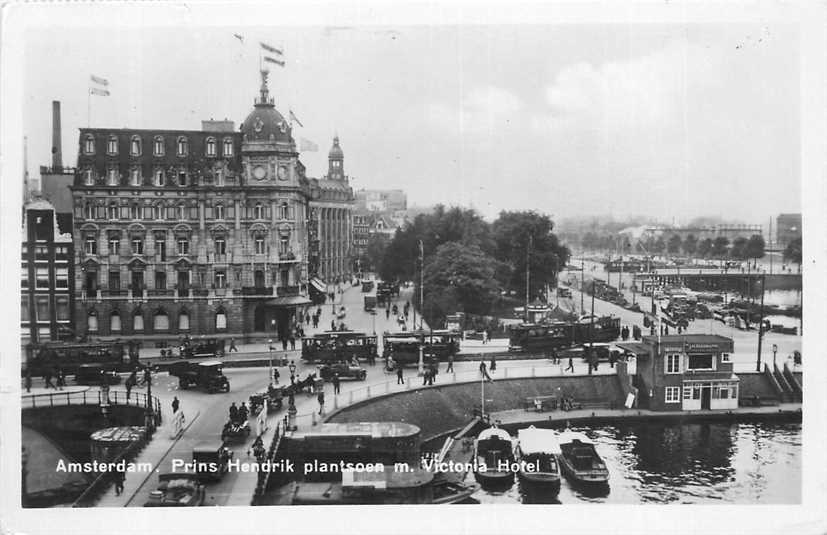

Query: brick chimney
51;100;62;171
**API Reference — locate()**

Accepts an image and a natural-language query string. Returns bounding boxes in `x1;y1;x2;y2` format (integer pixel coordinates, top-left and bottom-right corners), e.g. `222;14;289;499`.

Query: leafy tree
683;234;698;257
730;237;748;260
667;234;682;255
711;237;730;258
650;237;666;254
360;234;389;273
697;238;713;258
745;234;765;266
783;237;802;267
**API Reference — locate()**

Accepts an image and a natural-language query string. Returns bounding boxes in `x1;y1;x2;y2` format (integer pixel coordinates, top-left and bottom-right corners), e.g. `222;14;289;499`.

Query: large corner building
69;73;352;344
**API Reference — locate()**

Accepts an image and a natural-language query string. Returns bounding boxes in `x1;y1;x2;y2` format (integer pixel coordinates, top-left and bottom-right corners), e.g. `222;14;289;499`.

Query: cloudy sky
24;21;800;224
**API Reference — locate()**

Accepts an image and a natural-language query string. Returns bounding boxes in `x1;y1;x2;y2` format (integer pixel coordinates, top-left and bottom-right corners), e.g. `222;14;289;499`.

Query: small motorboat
515;426;561;495
473;425;516;488
557;430;609;485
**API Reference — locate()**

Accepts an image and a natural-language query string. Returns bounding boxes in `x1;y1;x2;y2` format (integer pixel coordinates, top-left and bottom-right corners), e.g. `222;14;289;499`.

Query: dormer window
206;137;217;157
84;134;95;155
153;136;164;156
222;138;233;156
107;136;118;155
177;136;188;156
130;136;142;156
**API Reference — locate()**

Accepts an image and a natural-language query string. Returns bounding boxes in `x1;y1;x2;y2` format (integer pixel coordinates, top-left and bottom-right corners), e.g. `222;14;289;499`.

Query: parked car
318;362;367;382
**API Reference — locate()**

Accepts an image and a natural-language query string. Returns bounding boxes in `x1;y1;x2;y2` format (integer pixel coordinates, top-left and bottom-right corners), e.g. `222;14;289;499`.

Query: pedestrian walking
551;348;558;365
238;402;249;422
332;373;341;394
482;330;488;345
331;319;336;331
172;396;180;413
24;371;32;393
422;369;430;386
143;367;152;387
113;467;125;496
565;357;574;373
489;355;497;372
396;366;404;385
43;371;55;390
317;391;325;415
289;335;296;351
446;354;454;373
229;402;239;423
273;368;280;385
305;313;310;325
125;375;133;400
386;308;390;320
281;337;288;351
56;368;65;390
229;337;239;352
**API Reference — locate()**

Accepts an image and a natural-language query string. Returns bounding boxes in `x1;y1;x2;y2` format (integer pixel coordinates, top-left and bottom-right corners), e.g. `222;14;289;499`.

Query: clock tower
328;135;345;181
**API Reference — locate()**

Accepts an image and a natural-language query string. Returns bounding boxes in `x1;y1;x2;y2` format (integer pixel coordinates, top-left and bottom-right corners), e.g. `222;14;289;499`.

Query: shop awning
310;277;326;293
266;296;313;307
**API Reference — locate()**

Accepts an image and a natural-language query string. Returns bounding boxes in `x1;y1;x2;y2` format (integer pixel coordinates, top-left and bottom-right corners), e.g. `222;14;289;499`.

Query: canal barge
557;431;609;485
473;425;517;487
515;426;561;495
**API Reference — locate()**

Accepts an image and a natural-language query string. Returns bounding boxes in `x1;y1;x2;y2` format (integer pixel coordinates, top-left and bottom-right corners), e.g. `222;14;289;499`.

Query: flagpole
87;88;91;128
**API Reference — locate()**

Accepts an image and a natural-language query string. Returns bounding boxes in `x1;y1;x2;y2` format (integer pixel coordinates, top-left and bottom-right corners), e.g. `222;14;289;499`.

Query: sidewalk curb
122;409;201;507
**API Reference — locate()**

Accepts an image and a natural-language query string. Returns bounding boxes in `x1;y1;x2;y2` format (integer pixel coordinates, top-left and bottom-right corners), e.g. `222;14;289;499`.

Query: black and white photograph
1;1;825;534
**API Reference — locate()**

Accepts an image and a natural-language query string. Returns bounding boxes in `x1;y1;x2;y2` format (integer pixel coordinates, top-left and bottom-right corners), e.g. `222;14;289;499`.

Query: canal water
474;420;801;504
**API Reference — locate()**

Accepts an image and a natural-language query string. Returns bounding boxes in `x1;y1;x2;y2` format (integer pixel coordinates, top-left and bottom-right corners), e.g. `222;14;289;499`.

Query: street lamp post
772;343;778;367
268;338;274;384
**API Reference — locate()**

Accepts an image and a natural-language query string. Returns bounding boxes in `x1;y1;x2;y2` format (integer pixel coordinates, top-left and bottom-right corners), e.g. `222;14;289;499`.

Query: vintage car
168;360;230;393
192;441;233;482
74;363;122;385
143;473;205;507
221;418;251;443
177;337;225;359
250;387;284;414
318;362;367;382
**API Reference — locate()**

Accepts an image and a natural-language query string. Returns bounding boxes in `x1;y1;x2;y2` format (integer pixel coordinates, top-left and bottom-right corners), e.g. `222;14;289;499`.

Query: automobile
143;473;205;507
221;418;251;443
74;363;122;385
318;362;367;382
169;360;231;393
178;337;225;359
192;441;233;482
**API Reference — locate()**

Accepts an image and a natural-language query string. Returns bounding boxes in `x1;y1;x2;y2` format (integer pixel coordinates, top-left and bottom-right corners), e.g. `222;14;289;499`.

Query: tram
508;316;621;353
382;330;461;366
301;331;379;363
24;340;127;376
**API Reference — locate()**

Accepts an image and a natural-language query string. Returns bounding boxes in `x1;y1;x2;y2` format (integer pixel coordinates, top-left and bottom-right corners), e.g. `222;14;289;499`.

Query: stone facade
70;73;316;344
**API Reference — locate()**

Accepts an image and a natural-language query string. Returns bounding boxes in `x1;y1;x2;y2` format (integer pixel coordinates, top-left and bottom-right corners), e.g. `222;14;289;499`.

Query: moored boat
515;426;561;495
557;430;609;485
473;425;516;488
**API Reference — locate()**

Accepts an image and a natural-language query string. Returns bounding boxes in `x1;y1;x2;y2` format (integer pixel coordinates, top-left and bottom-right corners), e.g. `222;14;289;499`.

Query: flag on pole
289;110;303;128
260;42;283;55
233;33;245;43
299;138;318;152
90;75;109;87
89;87;110;96
263;56;285;67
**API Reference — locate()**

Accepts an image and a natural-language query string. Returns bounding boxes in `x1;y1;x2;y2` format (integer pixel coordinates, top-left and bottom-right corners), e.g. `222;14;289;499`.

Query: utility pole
580;257;585;315
756;272;766;372
419;240;424;331
525;235;532;321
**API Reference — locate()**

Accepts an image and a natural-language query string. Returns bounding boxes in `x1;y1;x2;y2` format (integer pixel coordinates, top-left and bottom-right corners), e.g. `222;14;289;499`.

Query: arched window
84;169;95;186
87;310;98;332
153;204;163;220
153;310;169;331
222;138;233;157
110;311;122;332
215;309;227;330
130;204;140;220
215;168;224;186
177;136;188;156
178;203;186;220
133;311;144;331
84;203;95;220
154;169;165;187
255;203;264;220
84;135;95;155
130;136;142;156
153;136;164;156
206;137;216;157
107;168;119;186
178;310;190;330
130;168;141;186
215;203;224;220
280;202;289;220
107;136;118;155
108;204;119;220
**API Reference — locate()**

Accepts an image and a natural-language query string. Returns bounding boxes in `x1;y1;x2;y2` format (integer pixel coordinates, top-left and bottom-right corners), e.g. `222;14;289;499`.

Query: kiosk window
688;354;714;370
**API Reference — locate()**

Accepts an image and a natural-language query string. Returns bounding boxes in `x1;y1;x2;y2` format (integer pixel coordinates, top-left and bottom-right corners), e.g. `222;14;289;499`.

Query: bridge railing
251;421;283;505
24;389;161;414
72;431;150;508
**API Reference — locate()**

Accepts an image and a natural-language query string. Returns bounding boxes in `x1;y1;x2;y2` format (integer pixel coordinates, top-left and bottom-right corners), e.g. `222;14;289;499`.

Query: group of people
228;401;250;425
39;367;66;391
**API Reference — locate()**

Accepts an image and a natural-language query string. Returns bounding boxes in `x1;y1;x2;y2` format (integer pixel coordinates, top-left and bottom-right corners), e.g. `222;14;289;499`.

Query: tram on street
301;331;379;363
24;340;127;376
508;316;621;353
382;330;461;366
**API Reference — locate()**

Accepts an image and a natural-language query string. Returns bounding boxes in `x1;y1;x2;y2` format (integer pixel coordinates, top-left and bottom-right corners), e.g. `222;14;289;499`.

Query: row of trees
366;206;570;327
582;232;766;262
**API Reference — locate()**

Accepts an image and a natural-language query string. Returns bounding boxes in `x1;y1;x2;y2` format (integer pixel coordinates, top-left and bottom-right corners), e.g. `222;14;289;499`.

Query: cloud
427;85;523;138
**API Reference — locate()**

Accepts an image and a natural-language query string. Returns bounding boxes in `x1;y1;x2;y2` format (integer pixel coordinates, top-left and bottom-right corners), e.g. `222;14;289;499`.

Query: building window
110;311;122;332
216;310;227;330
84;169;95;186
21;267;29;288
107;169;119;186
130;136;141;156
206;137;216;157
155;169;165;187
36;267;50;288
154;204;163;220
155;271;167;289
177;238;189;256
109;271;120;290
215;238;226;256
665;386;681;403
721;353;730;363
153;136;164;156
132;238;144;255
34;296;49;322
84;203;94;219
55;296;70;321
107;204;118;220
133;312;144;331
84;135;95;155
87;310;98;332
153;310;169;331
665;353;681;374
130;169;141;186
215;271;226;288
215;169;225;186
109;236;120;254
130;204;140;219
254;236;265;255
178;172;188;187
215;204;224;220
280;202;289;220
21;297;30;323
222;138;233;156
178;204;186;220
177;136;188;156
55;267;69;289
688;354;714;371
107;136;118;155
280;236;289;255
84;236;97;255
179;311;190;330
255;203;264;220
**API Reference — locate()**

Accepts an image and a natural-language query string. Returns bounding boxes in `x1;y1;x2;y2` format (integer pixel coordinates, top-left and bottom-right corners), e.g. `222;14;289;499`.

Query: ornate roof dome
328;135;343;159
241;71;292;144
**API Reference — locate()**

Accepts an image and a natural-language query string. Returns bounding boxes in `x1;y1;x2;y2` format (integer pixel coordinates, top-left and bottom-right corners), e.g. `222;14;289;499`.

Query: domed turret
328;135;344;180
241;70;293;144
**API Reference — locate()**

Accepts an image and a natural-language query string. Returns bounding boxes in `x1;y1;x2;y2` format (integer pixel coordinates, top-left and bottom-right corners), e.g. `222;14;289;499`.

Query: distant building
355;189;407;212
21;197;75;347
775;213;801;249
644;225;762;243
